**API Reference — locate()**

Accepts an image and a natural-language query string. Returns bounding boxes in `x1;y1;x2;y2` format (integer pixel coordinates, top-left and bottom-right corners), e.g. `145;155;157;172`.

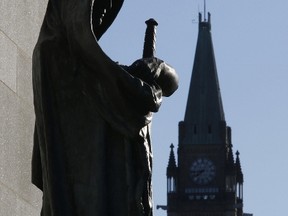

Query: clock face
190;158;216;185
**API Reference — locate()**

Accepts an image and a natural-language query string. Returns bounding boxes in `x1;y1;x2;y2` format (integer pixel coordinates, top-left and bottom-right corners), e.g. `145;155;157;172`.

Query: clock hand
192;169;205;177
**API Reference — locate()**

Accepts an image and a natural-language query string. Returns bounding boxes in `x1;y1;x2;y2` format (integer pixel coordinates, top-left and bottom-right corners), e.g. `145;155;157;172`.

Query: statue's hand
128;57;179;97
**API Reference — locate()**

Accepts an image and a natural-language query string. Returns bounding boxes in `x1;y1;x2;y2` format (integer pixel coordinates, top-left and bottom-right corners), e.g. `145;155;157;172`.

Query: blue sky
99;0;288;215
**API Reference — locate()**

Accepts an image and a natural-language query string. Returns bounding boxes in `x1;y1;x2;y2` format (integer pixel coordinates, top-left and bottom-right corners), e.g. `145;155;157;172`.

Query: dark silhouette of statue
31;0;178;216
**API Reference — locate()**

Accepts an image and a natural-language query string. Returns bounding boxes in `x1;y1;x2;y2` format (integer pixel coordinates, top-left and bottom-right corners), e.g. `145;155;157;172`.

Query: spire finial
204;0;207;21
236;150;240;157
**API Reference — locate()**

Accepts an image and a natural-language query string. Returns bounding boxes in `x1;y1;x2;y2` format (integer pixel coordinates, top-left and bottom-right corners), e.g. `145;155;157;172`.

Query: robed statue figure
31;0;178;216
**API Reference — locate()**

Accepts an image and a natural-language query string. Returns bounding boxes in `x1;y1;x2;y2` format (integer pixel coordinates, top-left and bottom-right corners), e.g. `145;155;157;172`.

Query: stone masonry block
0;32;17;92
0;0;47;56
17;49;33;106
0;182;41;216
0;84;41;210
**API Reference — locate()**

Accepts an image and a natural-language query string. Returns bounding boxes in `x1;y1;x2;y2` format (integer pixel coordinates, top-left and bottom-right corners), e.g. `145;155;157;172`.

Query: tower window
237;183;243;200
167;177;177;193
193;125;197;134
208;125;212;134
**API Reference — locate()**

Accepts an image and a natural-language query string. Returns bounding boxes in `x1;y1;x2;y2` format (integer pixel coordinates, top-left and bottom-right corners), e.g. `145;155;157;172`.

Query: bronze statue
32;0;178;216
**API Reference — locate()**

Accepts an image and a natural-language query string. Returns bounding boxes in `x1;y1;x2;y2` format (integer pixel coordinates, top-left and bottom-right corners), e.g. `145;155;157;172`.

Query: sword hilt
142;18;158;58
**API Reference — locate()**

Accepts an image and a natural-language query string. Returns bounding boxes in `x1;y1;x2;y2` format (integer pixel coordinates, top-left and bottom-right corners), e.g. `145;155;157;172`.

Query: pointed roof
226;144;235;174
235;151;244;183
167;144;177;177
182;13;226;145
168;144;177;169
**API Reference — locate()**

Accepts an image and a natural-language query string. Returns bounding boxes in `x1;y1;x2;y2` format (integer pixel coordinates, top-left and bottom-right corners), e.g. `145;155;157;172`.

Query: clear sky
99;0;288;215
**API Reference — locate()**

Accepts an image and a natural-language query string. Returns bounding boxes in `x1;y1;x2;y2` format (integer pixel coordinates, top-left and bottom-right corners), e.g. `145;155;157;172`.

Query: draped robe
31;0;164;215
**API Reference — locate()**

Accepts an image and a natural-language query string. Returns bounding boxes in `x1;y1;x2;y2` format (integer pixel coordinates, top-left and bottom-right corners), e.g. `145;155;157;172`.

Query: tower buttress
167;144;177;193
235;151;244;216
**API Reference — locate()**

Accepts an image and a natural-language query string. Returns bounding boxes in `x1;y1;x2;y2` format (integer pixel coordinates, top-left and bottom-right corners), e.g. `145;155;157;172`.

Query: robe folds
32;0;164;215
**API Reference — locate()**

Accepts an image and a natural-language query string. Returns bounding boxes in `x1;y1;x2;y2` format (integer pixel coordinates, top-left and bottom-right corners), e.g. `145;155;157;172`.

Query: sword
142;18;158;58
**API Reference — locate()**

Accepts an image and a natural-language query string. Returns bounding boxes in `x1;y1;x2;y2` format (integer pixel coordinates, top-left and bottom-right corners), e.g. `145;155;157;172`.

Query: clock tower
166;13;244;216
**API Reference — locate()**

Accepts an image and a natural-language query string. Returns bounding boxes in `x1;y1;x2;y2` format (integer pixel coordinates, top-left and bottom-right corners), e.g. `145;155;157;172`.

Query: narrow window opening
208;125;212;134
167;177;177;193
193;125;197;134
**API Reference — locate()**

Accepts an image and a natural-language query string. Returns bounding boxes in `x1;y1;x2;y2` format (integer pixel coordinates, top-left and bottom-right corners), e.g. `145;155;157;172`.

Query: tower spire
235;151;244;183
204;0;207;21
166;144;177;194
167;9;248;216
180;12;226;146
167;144;177;169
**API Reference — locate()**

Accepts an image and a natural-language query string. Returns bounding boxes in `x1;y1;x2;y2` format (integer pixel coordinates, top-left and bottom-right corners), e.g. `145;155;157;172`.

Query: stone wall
0;1;47;215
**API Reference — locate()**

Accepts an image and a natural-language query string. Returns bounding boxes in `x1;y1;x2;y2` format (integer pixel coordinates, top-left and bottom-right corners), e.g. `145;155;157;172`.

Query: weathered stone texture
0;0;47;215
0;32;17;92
0;0;47;56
